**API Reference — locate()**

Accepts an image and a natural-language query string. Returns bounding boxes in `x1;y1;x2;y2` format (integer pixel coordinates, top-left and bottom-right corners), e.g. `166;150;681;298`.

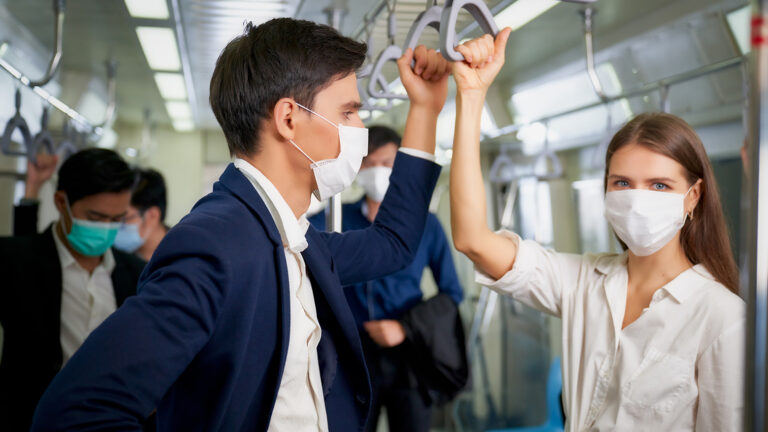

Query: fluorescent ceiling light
136;27;181;71
165;101;191;119
124;0;169;19
495;0;558;31
726;5;750;55
172;119;195;131
154;72;187;99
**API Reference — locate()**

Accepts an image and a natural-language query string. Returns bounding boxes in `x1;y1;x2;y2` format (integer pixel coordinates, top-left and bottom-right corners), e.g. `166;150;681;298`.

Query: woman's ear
687;178;703;215
272;98;299;142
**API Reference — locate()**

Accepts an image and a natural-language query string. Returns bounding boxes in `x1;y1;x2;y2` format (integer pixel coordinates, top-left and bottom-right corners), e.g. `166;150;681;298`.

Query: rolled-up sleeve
474;230;584;318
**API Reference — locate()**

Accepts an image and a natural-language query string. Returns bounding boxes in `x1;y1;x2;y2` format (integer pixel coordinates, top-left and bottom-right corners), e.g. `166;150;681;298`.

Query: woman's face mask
288;103;368;201
603;186;693;256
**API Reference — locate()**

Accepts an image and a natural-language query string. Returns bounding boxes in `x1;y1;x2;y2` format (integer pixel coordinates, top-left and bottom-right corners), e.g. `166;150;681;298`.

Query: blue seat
487;356;564;432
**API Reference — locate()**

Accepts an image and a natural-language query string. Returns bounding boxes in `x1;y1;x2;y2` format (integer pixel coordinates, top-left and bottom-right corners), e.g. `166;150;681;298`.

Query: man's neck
56;221;103;274
239;143;313;219
137;225;166;262
364;196;381;222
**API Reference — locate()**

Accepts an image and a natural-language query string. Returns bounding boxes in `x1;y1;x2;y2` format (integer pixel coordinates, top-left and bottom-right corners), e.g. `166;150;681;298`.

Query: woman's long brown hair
604;112;739;294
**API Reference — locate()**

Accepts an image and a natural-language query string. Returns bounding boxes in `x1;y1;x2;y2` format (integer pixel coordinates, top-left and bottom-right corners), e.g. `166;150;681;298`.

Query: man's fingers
413;45;428;75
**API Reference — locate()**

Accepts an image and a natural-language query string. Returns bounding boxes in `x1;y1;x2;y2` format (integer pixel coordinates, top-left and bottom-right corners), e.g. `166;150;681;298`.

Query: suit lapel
39;226;64;366
302;229;365;394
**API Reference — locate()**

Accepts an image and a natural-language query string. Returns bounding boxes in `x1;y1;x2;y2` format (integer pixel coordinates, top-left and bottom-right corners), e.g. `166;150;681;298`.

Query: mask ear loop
683;183;697;223
295;102;338;129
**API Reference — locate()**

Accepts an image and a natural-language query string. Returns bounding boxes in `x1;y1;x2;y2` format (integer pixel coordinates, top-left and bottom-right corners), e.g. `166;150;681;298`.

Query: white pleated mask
289;103;368;201
356;166;392;202
604;187;692;256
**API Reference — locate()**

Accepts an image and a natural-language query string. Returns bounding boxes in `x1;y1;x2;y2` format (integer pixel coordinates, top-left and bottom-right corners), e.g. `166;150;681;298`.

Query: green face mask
64;198;121;257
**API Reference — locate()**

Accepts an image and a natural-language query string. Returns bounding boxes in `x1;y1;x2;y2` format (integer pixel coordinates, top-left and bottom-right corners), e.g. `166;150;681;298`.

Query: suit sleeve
13;201;39;236
31;222;231;431
317;152;441;286
426;215;463;304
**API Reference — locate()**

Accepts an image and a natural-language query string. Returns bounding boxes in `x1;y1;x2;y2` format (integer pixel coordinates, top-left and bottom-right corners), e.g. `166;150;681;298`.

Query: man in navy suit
32;17;451;431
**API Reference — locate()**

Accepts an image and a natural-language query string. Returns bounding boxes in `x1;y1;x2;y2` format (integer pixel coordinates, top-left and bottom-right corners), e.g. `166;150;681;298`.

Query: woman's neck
626;234;693;293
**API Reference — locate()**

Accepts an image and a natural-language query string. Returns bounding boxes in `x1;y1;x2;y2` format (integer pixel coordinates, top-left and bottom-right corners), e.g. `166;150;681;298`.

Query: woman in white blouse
449;33;745;431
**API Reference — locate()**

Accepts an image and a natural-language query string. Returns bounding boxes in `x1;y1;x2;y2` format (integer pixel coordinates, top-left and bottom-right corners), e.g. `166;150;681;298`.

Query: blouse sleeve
474;230;586;318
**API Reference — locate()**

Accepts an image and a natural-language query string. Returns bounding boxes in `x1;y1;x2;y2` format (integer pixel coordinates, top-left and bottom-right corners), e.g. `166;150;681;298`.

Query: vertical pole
324;2;347;233
745;1;768;430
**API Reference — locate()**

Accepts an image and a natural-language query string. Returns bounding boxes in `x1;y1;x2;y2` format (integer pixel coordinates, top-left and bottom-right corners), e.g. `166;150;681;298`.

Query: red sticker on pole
752;15;767;47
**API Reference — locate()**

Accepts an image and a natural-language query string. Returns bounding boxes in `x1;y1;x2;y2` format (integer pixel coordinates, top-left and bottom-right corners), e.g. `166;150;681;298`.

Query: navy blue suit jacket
31;152;441;431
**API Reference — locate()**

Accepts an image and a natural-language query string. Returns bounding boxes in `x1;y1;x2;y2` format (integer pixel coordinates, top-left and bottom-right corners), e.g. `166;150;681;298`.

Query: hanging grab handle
33;107;56;158
367;45;408;100
440;0;499;62
29;0;66;87
0;89;34;159
403;4;443;53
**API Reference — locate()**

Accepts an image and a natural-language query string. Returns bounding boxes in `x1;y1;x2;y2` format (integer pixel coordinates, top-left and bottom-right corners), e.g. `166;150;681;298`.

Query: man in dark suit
32;18;451;431
0;148;146;431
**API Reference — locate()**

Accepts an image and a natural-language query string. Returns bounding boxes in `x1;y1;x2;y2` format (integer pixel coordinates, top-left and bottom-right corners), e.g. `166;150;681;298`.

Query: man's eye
343;111;354;119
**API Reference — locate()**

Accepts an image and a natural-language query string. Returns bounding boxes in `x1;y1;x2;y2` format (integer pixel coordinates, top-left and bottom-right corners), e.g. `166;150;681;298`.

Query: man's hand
364;320;406;348
25;153;59;199
397;45;450;114
452;28;512;98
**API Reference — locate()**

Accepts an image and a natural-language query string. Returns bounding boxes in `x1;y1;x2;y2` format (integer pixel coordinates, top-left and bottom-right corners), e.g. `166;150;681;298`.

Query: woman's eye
652;183;668;191
615;180;629;187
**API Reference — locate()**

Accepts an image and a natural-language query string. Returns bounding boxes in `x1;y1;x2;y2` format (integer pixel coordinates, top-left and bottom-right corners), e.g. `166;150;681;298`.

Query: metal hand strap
403;0;443;69
440;0;499;62
1;88;33;159
56;119;78;159
533;124;563;179
367;0;408;100
29;0;66;87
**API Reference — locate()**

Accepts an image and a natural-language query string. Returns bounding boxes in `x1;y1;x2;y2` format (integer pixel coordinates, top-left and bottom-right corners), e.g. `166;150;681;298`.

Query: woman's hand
452;28;512;98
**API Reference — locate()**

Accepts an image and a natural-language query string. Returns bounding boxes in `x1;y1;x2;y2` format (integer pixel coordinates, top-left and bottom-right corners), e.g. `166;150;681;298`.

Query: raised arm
449;29;517;280
319;47;449;284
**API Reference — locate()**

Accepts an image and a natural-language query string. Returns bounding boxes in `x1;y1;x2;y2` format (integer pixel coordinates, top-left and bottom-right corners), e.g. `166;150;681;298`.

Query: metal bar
170;0;199;124
581;7;607;102
487;56;743;139
327;4;347;234
745;1;768;430
351;0;390;40
96;60;118;128
0;56;101;134
29;0;65;88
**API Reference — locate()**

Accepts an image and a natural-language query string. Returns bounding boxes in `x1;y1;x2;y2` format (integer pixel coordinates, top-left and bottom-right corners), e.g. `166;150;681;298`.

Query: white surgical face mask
356;166;392;202
289;103;368;201
604;187;692;257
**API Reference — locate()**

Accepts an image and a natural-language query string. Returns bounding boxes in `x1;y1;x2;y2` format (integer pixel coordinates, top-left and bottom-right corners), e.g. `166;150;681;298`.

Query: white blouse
476;231;745;432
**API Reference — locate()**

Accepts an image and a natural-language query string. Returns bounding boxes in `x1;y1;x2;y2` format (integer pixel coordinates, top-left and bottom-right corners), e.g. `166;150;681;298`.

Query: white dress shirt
476;231;745;432
234;149;434;431
234;158;328;432
53;223;117;365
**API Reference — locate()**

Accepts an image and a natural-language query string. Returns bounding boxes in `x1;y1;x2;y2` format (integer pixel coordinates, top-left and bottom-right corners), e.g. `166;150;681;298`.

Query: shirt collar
662;264;713;303
53;221;116;273
595;251;710;304
234;158;309;253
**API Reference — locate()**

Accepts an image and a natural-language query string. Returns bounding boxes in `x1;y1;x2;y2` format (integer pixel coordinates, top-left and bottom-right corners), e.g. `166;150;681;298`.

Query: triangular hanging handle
0;88;34;159
440;0;499;62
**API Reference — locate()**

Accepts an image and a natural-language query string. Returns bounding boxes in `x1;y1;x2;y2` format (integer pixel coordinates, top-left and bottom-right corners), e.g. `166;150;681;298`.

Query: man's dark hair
57;148;135;205
131;168;167;222
368;125;402;155
209;18;367;157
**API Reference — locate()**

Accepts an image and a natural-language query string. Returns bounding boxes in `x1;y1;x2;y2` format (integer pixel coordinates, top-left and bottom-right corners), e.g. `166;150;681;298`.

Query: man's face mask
113;215;146;254
64;197;121;257
288;102;368;201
